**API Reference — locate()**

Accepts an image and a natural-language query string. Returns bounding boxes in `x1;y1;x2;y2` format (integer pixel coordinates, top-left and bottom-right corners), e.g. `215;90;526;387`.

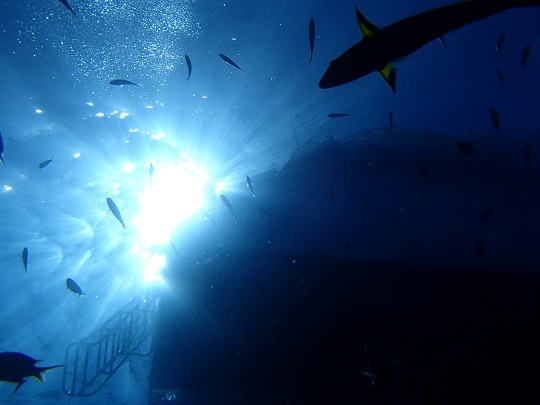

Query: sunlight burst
134;160;208;246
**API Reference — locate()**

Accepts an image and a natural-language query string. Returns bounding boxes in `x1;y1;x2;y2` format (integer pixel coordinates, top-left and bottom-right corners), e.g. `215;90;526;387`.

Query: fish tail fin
34;365;63;383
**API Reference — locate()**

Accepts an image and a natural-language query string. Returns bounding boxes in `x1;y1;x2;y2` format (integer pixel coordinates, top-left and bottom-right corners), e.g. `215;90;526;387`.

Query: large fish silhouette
0;352;61;397
319;0;540;92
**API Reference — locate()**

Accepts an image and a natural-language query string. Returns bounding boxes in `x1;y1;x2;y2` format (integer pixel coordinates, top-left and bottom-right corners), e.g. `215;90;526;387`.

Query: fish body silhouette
106;197;126;229
219;54;245;72
319;0;540;91
66;278;85;296
110;79;139;86
308;17;315;63
185;55;192;80
0;352;61;397
22;247;28;275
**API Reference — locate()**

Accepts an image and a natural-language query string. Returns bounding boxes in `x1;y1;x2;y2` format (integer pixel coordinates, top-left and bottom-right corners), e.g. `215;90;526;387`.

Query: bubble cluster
11;0;200;89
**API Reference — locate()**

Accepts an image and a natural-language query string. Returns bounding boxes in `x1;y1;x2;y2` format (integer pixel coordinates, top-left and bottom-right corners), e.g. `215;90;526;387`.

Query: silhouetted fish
0;352;61;397
489;107;500;133
495;68;504;83
521;43;532;67
246;175;255;197
319;1;540;91
309;17;315;63
59;0;77;18
110;79;139;86
220;194;237;223
496;34;506;55
0;131;5;166
149;163;154;187
37;158;54;169
66;278;85;296
219;54;245;72
457;140;475;154
106;197;126;229
185;54;192;80
328;113;350;118
22;247;28;276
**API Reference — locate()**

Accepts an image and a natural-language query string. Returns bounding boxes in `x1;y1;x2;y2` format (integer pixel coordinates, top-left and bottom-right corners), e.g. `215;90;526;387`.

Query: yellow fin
354;3;379;38
378;64;397;94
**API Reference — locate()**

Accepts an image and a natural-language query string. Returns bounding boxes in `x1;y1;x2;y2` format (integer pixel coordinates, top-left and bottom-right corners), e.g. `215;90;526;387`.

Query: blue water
1;0;540;403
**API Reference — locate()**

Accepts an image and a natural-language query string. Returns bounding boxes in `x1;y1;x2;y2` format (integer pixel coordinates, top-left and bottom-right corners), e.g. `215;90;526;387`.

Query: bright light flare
143;253;166;283
214;181;226;195
123;162;135;173
134;160;208;246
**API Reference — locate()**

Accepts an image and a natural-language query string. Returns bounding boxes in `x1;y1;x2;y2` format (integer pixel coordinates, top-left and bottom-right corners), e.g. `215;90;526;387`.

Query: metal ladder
61;297;155;397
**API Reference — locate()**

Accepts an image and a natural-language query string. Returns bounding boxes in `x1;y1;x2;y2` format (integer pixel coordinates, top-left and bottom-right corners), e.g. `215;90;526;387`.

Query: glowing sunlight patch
123;162;135;173
143;254;166;283
214;181;225;195
134;160;208;246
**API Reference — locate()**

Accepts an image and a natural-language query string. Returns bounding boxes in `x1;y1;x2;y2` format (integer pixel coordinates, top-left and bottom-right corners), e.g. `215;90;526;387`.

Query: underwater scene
1;0;540;404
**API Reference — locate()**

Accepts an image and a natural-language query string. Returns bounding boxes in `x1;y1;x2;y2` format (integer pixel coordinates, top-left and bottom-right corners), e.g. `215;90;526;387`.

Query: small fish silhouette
185;55;192;80
66;278;85;296
219;54;245;73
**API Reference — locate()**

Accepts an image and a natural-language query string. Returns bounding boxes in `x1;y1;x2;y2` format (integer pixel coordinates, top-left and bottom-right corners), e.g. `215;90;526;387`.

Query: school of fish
0;0;538;397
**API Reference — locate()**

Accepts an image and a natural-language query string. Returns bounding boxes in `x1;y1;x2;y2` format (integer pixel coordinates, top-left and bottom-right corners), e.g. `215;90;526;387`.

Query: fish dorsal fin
378;64;397;94
354;3;380;38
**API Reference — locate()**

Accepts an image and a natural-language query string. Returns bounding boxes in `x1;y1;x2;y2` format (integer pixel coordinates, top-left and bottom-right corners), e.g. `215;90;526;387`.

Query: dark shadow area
150;250;540;404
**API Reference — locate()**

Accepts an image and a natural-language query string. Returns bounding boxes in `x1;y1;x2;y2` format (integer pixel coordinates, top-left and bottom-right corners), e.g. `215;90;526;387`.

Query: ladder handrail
62;298;155;397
